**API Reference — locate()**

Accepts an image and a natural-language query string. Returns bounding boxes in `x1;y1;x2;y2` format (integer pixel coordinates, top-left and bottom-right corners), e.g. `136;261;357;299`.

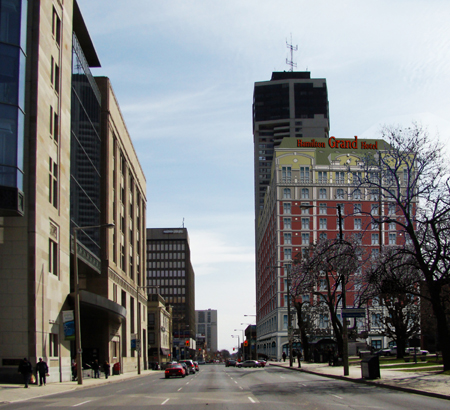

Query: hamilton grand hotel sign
297;136;379;151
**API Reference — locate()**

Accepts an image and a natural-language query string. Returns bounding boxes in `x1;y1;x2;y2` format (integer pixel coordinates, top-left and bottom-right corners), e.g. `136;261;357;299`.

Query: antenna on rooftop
182;218;185;228
286;33;298;72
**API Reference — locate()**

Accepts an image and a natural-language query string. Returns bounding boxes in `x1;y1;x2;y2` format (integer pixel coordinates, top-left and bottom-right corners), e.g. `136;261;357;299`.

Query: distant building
196;309;218;356
146;228;196;359
0;0;146;382
147;294;172;366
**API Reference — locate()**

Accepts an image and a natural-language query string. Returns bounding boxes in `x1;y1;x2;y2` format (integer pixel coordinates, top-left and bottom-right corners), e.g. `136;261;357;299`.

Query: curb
269;363;450;401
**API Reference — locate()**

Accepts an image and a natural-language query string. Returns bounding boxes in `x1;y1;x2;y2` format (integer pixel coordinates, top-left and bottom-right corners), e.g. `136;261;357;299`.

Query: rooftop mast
286;34;298;72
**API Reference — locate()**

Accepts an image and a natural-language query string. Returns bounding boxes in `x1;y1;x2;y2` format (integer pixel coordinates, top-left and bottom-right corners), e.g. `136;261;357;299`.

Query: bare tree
292;238;362;358
353;123;450;370
364;249;422;358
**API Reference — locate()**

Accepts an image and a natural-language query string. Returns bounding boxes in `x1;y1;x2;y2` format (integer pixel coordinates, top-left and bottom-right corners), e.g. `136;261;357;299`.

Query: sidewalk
0;369;163;404
268;359;450;400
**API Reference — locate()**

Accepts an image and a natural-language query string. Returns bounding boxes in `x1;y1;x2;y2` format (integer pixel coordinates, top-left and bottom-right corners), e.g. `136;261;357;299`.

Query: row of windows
282;187;394;202
147;278;186;286
147;242;186;251
282;218;400;231
147;260;186;268
147;252;185;260
282;202;399;215
147;270;186;277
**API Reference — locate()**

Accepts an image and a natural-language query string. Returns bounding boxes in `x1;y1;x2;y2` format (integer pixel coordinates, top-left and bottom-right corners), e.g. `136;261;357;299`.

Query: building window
319;314;329;329
301;188;309;199
319;189;327;199
301;233;310;245
318;171;327;183
371;313;381;328
370;189;379;201
371;204;379;215
283;315;288;329
283;188;291;199
301;218;309;230
353;189;362;200
319;218;327;230
371;233;379;245
282;166;291;183
319;232;327;240
49;239;58;276
52;7;61;45
283;203;291;214
354;203;361;214
389;233;396;245
388;203;396;215
284;249;292;260
335;172;345;184
372;221;378;230
284;233;292;245
336;189;345;199
49;158;58;208
354;218;362;230
355;233;362;244
283;218;291;230
337;204;345;215
300;167;310;183
301;203;309;214
389;222;396;231
49;334;59;357
319;203;327;214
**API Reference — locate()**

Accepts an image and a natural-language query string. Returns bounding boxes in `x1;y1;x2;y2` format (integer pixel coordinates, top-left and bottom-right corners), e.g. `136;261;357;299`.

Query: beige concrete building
147;294;172;367
0;0;146;382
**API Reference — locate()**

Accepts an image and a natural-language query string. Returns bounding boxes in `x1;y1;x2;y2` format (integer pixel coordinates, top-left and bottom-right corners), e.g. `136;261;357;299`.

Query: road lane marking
248;397;256;403
239;386;243;390
177;387;183;391
161;399;169;405
332;394;343;399
280;376;286;379
73;400;92;407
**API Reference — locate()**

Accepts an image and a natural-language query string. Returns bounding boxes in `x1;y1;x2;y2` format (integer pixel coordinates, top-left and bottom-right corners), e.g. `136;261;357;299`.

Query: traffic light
233;348;235;351
244;340;248;347
185;340;190;347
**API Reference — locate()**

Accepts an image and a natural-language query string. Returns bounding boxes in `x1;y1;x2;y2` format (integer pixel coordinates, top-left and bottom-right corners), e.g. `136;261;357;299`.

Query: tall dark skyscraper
253;72;329;217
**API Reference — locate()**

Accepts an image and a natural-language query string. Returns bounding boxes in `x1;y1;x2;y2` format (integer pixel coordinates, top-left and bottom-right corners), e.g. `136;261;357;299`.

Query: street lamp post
231;335;240;358
72;223;114;385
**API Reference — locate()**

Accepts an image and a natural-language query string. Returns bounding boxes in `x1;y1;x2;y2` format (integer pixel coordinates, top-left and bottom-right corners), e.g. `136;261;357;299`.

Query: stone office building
0;0;147;382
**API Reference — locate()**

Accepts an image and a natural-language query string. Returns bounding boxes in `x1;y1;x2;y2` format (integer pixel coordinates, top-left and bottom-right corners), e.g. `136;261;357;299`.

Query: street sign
342;308;366;318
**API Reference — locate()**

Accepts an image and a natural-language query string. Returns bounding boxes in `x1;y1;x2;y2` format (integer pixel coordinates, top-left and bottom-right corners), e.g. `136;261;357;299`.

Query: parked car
226;359;237;367
257;360;267;367
376;347;397;356
165;363;186;378
241;360;260;368
179;360;196;374
405;347;429;355
178;362;189;375
193;361;199;371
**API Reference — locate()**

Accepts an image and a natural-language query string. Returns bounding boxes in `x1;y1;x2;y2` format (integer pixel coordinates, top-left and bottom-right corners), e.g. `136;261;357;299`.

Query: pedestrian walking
92;359;100;378
36;358;49;386
297;350;302;368
18;358;33;388
103;361;110;379
282;352;286;362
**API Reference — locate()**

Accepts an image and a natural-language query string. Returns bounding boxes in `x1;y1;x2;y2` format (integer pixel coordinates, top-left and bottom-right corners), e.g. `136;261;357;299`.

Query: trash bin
361;355;380;379
113;362;121;375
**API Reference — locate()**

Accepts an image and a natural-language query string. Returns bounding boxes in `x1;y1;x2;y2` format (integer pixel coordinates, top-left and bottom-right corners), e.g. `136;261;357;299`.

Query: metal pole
287;264;293;367
73;228;83;385
337;205;349;376
137;302;141;374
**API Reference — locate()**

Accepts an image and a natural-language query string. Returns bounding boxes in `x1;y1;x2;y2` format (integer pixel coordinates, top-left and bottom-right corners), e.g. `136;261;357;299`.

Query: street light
234;329;245;360
299;203;349;376
72;223;114;385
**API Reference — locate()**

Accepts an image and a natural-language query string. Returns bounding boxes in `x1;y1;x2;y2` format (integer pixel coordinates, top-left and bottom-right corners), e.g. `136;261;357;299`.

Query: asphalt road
2;364;449;409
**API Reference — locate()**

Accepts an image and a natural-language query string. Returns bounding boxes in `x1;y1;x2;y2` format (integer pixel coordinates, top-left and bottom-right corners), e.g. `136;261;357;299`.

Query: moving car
179;360;196;374
165;363;186;378
241;360;260;368
225;359;237;367
405;347;429;355
193;361;199;371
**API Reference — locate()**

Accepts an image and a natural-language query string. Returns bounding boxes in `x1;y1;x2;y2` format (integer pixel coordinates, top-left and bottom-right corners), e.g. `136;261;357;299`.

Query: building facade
255;135;410;359
253;71;329;218
195;309;218;358
0;0;146;382
146;228;196;359
147;294;172;366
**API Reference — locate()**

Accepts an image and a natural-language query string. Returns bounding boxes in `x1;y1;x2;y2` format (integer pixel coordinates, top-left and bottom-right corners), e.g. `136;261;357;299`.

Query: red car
165;363;186;378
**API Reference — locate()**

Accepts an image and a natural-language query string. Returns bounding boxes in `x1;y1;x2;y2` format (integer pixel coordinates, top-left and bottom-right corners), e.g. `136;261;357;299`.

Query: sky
77;0;450;352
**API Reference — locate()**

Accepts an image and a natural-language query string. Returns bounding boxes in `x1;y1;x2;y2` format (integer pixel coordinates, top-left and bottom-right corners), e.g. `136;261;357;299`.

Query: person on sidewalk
18;358;33;388
36;358;49;386
282;352;286;362
92;359;100;378
103;361;110;379
296;350;302;368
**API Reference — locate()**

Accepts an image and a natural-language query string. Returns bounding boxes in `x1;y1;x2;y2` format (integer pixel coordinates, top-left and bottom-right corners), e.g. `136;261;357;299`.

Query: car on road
257;360;267;367
376;347;397;356
225;359;237;367
179;360;196;374
165;363;186;378
193;361;199;371
241;360;260;368
405;347;429;355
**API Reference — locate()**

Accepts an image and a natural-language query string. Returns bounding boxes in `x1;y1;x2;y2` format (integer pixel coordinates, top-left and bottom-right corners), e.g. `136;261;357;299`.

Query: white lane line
73;400;92;407
332;394;343;399
239;386;243;390
177;387;183;391
161;398;170;405
234;381;238;384
280;376;286;379
248;397;256;403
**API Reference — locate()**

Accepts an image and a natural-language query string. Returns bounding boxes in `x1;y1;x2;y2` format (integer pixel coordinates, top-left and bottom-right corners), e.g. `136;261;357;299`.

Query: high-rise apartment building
0;0;147;382
146;228;196;358
195;309;218;356
253;72;329;217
